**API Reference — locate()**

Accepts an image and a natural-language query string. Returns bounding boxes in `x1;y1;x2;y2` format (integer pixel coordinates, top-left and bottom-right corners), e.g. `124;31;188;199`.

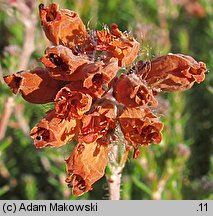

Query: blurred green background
0;0;213;200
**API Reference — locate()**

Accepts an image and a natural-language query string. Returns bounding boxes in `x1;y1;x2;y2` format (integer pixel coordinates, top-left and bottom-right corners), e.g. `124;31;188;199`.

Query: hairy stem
107;141;130;200
107;144;121;200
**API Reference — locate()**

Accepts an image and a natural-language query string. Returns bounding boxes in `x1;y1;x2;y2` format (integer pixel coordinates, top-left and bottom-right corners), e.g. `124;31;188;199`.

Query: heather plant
0;0;212;200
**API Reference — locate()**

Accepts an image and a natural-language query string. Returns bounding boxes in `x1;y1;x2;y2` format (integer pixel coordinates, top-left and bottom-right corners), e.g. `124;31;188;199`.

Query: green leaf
132;176;152;196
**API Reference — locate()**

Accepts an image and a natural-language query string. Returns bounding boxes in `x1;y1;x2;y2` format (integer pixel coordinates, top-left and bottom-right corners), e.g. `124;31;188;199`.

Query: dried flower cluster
3;3;207;196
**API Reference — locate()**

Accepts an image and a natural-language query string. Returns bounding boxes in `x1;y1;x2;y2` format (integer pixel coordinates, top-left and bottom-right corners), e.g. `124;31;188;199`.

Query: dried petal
30;110;77;148
70;58;119;98
55;84;93;119
96;24;140;67
65;142;108;196
84;59;119;97
40;45;90;81
80;102;116;144
114;73;157;107
39;3;86;48
3;67;65;104
136;53;207;92
119;106;163;158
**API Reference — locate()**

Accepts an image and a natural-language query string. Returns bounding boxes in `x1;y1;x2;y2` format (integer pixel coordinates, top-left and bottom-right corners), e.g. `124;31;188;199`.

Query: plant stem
107;144;130;200
0;97;14;141
107;166;122;200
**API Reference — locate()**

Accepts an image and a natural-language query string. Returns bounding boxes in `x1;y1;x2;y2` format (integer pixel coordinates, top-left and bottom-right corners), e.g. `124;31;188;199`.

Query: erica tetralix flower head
30;110;77;148
135;53;207;92
79;102;116;144
118;107;163;159
81;58;119;98
39;3;86;48
114;73;158;108
3;67;65;104
65;141;108;196
96;24;140;67
55;84;93;119
3;3;207;197
40;45;90;81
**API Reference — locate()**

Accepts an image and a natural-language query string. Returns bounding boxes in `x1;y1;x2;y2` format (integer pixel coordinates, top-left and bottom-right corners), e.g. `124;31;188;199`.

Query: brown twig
0;160;10;178
18;22;36;70
156;0;170;50
0;1;37;141
0;65;4;83
9;0;37;70
14;103;30;136
0;97;15;141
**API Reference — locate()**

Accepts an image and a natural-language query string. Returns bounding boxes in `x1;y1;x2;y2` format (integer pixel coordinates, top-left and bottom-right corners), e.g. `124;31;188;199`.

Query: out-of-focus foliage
0;0;213;199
